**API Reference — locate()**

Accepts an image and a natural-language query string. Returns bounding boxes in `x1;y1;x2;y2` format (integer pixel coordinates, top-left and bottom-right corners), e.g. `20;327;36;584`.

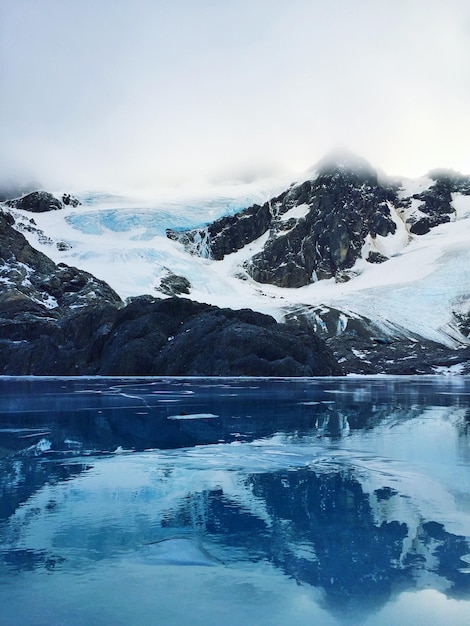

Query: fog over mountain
1;0;470;193
1;2;470;375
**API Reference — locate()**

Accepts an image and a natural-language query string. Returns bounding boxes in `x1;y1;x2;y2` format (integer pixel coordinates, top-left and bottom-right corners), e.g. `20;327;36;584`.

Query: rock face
169;155;470;289
406;169;470;235
157;270;191;296
6;191;63;213
285;304;470;375
0;209;340;376
247;161;398;287
5;190;81;212
0;210;121;310
169;153;399;287
97;296;341;377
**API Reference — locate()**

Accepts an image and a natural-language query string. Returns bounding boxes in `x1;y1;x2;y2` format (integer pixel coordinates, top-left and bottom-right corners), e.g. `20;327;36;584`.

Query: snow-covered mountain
2;151;470;374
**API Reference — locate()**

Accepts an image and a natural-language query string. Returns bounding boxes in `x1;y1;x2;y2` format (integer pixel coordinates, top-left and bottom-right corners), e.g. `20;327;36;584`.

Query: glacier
7;172;470;355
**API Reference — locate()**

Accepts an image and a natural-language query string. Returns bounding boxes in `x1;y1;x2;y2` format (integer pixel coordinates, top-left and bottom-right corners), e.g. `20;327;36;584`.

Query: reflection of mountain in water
0;378;469;621
160;469;470;617
0;460;90;522
0;459;91;573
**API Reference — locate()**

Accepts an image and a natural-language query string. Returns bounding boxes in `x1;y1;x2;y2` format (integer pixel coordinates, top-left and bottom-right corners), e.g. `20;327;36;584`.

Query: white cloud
1;0;470;192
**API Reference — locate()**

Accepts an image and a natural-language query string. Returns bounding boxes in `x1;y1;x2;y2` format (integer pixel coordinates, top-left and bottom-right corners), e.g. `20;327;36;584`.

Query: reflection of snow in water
1;378;470;625
140;537;221;566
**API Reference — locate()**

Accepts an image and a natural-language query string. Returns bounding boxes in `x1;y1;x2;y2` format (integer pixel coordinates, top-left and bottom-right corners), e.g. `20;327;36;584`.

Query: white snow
373;202;410;256
432;363;466;375
452;192;470;219
279;203;310;222
397;175;434;199
3;178;470;347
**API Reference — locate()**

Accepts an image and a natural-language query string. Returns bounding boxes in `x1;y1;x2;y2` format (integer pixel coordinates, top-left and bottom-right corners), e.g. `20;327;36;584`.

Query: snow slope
6;178;470;348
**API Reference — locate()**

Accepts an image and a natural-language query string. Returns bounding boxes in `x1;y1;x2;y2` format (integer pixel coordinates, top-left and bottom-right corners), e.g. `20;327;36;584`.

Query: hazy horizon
1;0;470;193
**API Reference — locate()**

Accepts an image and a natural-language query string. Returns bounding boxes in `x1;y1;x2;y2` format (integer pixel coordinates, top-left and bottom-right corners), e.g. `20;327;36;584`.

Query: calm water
0;376;469;626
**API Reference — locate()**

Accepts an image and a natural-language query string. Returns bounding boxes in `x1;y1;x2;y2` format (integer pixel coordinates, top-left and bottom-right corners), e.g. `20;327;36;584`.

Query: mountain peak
309;148;376;180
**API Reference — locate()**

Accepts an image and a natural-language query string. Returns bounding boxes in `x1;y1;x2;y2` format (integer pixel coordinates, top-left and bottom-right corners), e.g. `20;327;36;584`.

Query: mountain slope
169;152;401;286
0;208;339;376
167;155;470;355
2;153;470;374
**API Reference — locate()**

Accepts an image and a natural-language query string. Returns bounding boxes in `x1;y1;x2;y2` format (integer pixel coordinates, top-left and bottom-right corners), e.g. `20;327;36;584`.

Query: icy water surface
0;376;469;626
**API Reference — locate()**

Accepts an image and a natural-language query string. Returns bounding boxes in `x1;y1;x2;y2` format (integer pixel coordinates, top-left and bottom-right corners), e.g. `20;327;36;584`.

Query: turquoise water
0;377;469;625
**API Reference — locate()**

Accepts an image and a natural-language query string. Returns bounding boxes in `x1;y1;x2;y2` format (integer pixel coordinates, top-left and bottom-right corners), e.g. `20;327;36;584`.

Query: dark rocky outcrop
427;168;470;194
61;193;81;207
407;169;470;235
409;215;448;236
157;270;191;296
6;191;63;213
169;153;400;287
0;293;341;377
0;210;121;310
5;190;81;213
367;251;389;264
285;304;470;375
167;201;273;260
246;165;397;287
97;296;340;377
169;156;470;289
0;209;340;376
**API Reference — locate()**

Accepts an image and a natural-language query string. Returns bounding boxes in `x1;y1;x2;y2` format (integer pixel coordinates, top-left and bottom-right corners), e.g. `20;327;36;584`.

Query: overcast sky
1;0;470;192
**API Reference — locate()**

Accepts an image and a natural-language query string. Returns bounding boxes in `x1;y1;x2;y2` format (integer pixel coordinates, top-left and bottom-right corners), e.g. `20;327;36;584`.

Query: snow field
7;182;470;346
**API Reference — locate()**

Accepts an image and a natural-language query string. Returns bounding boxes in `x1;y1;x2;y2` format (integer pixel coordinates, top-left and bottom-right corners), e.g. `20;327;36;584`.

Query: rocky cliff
169;153;470;288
